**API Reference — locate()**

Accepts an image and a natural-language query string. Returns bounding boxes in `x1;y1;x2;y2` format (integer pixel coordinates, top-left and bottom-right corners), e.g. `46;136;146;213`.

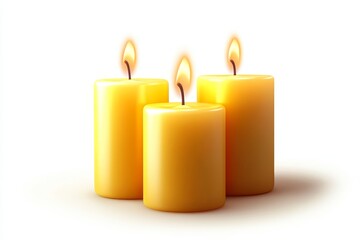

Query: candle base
226;185;274;196
94;190;143;200
144;202;225;213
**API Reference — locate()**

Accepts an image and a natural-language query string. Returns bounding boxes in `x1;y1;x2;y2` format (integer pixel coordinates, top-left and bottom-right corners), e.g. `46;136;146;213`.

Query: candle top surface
144;102;224;112
95;78;167;86
198;74;273;81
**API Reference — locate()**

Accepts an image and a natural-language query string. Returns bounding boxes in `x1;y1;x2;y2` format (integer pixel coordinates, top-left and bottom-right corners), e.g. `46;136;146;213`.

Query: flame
175;56;191;93
175;56;192;94
121;40;136;74
227;36;241;73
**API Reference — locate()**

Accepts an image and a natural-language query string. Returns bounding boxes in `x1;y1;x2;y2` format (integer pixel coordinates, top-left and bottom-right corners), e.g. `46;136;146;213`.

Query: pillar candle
94;40;168;199
143;57;226;212
197;37;274;195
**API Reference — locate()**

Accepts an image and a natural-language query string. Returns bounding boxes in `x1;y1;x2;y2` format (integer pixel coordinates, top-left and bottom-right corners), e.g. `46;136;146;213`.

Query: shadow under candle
105;171;327;215
54;169;329;224
220;171;328;216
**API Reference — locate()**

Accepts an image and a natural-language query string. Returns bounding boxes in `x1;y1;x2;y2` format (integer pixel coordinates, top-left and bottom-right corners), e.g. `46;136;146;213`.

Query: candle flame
121;40;136;75
175;56;192;94
227;36;241;73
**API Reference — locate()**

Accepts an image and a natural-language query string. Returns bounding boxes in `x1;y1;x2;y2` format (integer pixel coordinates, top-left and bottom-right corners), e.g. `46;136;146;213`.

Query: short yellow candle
143;57;226;212
197;37;274;195
94;40;168;199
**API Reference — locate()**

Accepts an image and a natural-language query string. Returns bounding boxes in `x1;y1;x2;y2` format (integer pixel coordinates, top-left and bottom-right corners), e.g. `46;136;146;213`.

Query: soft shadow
84;171;329;219
31;170;329;224
221;171;328;216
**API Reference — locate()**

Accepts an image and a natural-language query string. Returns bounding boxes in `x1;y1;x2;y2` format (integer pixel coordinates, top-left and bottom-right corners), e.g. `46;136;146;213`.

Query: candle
94;40;168;199
143;56;226;212
197;37;274;196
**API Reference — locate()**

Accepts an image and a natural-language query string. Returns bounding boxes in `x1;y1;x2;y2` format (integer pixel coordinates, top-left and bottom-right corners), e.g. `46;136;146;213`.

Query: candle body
198;75;274;195
143;103;226;212
94;79;168;199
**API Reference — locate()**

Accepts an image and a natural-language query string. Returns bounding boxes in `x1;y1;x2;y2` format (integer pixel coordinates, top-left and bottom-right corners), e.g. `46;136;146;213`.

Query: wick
177;83;185;105
230;59;236;75
124;60;131;79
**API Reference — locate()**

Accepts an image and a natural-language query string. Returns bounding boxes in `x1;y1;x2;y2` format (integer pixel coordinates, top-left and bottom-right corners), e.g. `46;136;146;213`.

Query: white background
1;0;360;239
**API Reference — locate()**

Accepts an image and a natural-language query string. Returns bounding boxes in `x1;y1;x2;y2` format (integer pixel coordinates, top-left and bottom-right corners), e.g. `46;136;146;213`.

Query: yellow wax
94;78;168;199
198;75;274;196
143;103;226;212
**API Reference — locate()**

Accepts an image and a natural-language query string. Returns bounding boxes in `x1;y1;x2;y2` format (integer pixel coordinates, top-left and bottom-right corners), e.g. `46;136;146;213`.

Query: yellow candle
197;37;274;196
94;40;168;199
143;57;226;212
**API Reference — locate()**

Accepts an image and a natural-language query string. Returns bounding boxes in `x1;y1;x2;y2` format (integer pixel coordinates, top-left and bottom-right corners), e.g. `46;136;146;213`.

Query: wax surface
94;78;168;199
143;103;226;212
198;75;274;195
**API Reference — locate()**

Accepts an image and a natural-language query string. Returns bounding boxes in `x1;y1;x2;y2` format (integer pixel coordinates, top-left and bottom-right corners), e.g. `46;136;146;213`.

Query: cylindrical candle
197;75;274;195
94;79;168;199
143;103;226;212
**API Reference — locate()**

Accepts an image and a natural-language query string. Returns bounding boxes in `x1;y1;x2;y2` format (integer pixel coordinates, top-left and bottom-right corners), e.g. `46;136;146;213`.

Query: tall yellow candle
143;57;226;212
94;40;168;199
197;37;274;196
